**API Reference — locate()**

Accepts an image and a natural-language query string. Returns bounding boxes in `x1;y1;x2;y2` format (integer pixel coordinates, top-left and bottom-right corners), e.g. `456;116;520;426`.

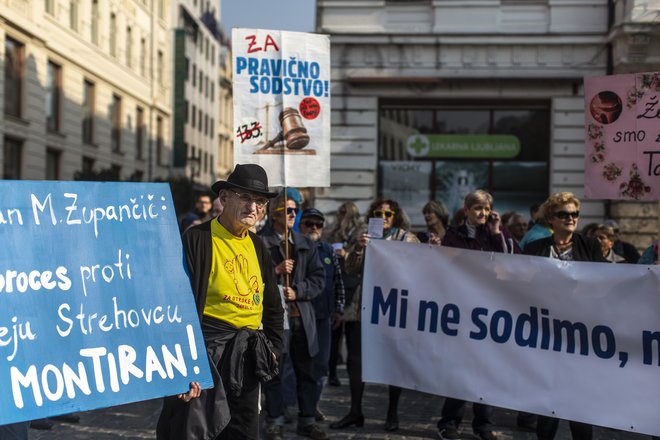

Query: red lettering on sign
245;35;261;53
264;35;279;52
245;34;279;53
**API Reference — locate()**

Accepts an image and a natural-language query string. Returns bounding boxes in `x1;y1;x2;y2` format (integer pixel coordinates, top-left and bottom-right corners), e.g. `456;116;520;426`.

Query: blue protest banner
0;181;213;425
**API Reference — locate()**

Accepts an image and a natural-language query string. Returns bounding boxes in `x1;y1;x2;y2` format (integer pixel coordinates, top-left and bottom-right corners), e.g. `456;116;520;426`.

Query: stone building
1;0;172;181
170;0;222;187
316;0;659;248
216;32;233;179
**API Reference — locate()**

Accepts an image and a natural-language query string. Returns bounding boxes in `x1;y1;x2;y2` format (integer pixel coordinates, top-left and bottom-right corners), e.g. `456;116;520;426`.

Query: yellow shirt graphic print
204;220;264;329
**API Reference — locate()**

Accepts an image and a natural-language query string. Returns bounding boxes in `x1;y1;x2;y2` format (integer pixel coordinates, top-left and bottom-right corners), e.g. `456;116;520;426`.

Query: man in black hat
157;164;284;440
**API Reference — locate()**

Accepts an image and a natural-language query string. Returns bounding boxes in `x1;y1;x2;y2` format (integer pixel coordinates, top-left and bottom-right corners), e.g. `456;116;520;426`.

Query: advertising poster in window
232;29;331;187
435;161;488;215
380;161;432;227
584;72;660;200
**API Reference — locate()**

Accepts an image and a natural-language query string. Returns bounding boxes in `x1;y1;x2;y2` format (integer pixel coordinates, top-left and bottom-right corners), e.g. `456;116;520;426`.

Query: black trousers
217;380;260;440
264;317;317;421
438;398;493;432
342;321;401;418
157;318;261;440
328;321;343;379
536;416;592;440
344;321;364;416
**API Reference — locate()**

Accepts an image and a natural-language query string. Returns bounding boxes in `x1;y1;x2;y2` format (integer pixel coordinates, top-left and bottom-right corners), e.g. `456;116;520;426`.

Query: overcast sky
220;0;316;36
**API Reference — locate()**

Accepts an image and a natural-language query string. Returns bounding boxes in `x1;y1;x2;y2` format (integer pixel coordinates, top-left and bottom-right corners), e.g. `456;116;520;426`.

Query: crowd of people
3;163;650;440
160;163;654;440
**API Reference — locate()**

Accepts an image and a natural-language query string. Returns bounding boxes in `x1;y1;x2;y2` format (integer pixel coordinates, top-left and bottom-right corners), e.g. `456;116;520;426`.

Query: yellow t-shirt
203;219;264;329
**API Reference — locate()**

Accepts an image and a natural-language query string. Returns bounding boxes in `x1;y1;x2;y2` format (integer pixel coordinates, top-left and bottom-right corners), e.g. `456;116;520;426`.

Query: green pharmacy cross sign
406;134;520;159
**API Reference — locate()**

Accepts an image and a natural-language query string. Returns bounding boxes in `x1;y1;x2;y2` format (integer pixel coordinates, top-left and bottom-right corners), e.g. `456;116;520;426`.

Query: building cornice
328;35;608;45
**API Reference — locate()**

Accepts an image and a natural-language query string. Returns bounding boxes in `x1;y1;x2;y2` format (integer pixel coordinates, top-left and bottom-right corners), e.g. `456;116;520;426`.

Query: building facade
216;34;233;179
170;0;221;187
316;0;615;231
1;0;172;182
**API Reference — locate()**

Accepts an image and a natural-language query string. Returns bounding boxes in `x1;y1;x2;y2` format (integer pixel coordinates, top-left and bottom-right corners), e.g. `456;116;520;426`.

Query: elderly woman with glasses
330;198;418;433
523;192;605;440
436;189;516;440
524;192;606;263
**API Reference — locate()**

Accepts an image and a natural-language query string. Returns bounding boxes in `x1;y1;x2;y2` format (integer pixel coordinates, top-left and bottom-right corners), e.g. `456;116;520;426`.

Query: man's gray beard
307;232;321;242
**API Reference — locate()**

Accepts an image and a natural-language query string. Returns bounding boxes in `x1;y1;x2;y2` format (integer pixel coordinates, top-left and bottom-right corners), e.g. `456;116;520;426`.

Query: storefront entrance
379;100;550;227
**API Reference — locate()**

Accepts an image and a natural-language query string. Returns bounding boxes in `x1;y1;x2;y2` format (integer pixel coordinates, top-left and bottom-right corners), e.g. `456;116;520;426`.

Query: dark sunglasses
373;209;395;219
275;206;298;216
554;210;580;220
302;220;324;229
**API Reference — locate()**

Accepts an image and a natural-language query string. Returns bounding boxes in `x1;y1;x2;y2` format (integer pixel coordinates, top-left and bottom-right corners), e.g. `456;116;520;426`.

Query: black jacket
259;225;325;357
443;223;518;253
524;233;607;262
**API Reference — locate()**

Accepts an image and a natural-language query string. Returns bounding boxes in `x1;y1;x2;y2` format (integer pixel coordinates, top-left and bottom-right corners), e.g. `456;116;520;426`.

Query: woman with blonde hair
525;192;605;263
524;192;605;440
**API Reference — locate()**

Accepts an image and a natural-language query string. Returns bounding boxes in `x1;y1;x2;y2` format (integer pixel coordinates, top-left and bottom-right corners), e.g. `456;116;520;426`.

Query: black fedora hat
212;164;278;198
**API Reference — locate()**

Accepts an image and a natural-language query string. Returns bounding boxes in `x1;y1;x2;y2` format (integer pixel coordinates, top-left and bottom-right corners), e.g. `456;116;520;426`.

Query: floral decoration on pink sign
584;72;660;200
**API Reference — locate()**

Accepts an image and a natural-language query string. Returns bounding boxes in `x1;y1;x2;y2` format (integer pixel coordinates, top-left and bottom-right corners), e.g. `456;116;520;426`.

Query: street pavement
29;366;651;440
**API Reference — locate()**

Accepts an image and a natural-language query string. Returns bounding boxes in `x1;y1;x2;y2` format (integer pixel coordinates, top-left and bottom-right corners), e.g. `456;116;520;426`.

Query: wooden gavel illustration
259;108;310;150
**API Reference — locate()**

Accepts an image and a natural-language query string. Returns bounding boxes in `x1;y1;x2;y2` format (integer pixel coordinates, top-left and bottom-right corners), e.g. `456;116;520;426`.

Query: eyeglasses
373;209;395;219
302;220;324;229
230;191;269;208
275;207;298;216
554;211;580;220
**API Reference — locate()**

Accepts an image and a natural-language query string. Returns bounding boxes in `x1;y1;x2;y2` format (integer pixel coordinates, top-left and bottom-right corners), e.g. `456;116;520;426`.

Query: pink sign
584;72;660;200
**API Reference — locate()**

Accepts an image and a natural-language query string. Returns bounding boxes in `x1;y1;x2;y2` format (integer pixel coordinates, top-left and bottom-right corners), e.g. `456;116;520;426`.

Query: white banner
362;240;660;436
232;28;331;187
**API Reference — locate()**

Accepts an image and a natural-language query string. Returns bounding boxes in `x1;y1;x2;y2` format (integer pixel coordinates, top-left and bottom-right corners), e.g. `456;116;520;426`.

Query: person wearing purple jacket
437;189;516;440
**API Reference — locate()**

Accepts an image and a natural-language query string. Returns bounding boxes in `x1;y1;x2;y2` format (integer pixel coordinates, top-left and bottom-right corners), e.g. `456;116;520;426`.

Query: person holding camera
436;189;517;440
